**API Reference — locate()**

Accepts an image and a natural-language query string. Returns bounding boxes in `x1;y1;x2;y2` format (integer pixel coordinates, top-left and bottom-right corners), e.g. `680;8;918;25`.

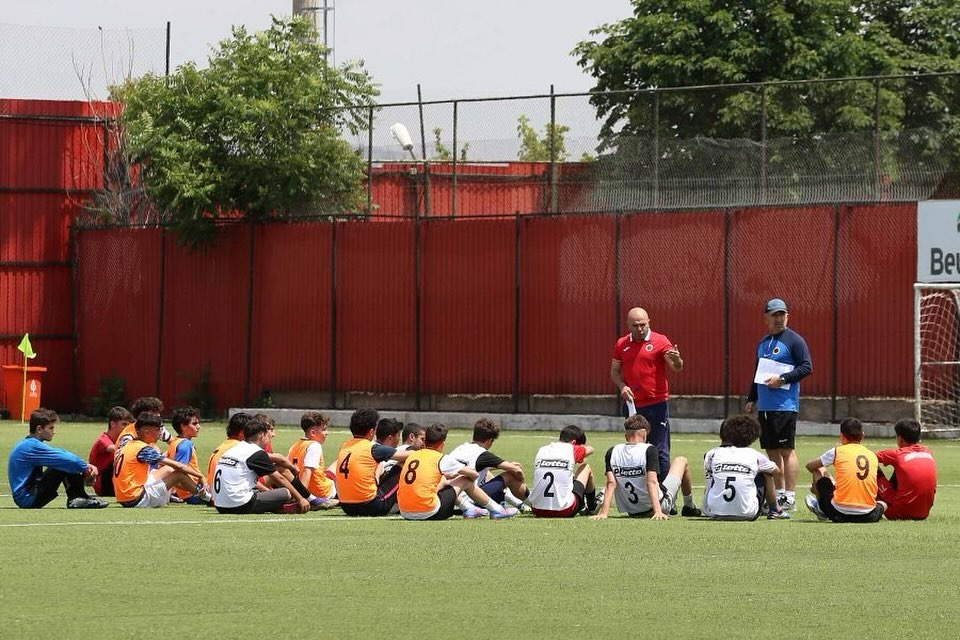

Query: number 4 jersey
702;446;776;519
531;441;587;512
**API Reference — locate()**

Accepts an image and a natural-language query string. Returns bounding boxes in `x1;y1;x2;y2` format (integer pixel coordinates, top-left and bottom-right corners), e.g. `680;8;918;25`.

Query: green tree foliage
116;16;379;247
516;114;570;161
432;127;469;161
573;0;960;145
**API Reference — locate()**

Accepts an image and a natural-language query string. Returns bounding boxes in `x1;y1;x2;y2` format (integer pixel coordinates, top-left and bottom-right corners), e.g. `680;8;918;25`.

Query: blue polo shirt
747;327;813;413
8;436;88;507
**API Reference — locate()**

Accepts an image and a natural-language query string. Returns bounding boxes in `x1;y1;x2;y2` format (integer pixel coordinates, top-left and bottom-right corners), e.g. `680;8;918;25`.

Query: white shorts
659;474;682;512
135;475;172;508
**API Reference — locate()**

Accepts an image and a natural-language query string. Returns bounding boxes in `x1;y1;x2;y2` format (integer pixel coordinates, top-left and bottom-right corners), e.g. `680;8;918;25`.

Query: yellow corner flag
17;333;37;359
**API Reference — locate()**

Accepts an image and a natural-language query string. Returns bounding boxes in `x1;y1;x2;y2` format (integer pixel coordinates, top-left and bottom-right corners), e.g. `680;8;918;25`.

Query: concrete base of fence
231;395;920;439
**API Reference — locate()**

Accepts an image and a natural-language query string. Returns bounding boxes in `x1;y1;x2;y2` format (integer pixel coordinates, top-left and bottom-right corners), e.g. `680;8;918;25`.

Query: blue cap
764;298;788;314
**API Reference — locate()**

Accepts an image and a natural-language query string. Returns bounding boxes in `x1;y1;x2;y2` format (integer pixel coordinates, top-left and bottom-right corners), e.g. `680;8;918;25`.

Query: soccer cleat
195;484;213;503
462;507;489;519
804;494;828;521
67;497;108;509
490;506;519;520
310;497;340;511
680;505;703;517
669;508;678;516
767;507;791;520
778;494;797;511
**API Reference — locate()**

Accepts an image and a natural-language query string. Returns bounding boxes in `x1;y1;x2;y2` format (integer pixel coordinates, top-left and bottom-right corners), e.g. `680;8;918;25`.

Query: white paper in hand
626;400;637;417
754;357;794;390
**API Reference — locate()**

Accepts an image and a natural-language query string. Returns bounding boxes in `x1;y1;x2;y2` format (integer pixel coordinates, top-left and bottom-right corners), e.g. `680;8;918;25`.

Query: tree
573;0;960;145
516;114;570;162
432;127;469;161
114;16;379;247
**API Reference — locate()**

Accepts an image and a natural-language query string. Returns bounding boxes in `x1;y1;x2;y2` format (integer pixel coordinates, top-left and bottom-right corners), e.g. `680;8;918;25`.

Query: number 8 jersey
702;446;776;519
531;441;584;511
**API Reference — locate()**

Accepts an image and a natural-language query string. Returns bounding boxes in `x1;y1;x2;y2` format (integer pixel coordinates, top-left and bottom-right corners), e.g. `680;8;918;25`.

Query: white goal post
915;283;960;433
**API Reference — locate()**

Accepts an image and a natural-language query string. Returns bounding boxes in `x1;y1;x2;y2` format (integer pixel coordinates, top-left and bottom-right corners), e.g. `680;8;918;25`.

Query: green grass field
1;421;959;639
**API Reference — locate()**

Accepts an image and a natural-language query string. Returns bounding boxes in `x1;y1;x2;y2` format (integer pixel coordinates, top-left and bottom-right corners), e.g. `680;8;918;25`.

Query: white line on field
0;515;404;528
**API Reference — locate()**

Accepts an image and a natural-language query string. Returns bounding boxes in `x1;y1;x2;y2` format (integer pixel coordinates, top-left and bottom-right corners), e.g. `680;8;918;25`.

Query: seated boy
213;416;311;515
701;415;788;520
875;418;937;520
113;413;209;508
335;408;413;517
397;423;518;520
530;425;598;517
88;406;134;497
166;406;209;504
590;415;702;521
804;417;885;523
116;397;171;450
288;411;339;510
449;417;528;512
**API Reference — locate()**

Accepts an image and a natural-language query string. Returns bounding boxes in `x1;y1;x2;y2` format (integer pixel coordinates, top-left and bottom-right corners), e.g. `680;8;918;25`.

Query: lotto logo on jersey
536;459;571;470
611;465;646;478
714;462;752;474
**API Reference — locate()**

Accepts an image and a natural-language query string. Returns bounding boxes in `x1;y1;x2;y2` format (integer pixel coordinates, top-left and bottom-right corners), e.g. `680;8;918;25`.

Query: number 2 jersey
605;442;661;514
530;441;587;512
702;446;777;519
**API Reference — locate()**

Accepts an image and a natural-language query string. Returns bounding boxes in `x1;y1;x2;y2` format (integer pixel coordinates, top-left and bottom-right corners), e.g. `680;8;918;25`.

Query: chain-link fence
0;22;169;104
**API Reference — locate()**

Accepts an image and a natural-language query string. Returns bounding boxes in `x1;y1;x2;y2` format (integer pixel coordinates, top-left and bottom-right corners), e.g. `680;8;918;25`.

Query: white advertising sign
918;200;960;282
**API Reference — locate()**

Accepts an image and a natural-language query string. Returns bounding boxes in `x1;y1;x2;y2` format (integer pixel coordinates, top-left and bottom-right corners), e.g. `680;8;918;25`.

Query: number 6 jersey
702;446;776;519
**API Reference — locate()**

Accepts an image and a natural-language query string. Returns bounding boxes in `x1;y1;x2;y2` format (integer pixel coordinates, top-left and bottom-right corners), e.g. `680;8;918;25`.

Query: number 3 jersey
605;442;661;514
702;446;776;519
531;441;586;511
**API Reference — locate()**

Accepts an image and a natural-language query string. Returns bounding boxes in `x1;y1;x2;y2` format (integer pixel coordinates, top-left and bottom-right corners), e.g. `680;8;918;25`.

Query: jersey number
338;453;351;478
214;469;222;493
404;459;420;484
624;481;639;504
542;472;555;497
113;452;123;477
722;477;737;502
855;454;871;480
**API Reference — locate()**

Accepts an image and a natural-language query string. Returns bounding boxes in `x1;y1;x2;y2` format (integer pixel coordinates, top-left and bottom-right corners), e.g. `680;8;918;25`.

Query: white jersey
702;446;776;519
379;443;410;476
531;441;578;511
607;442;661;514
213;441;265;508
447;441;491;484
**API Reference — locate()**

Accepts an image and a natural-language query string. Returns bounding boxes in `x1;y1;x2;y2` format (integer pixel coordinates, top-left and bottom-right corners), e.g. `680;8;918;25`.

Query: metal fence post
366;106;373;217
874;77;882;201
417;84;430;217
653;90;660;209
722;208;732;417
549;85;558;213
452;101;458;218
760;83;767;204
513;213;521;412
831;204;841;421
330;218;338;408
244;220;256;406
155;228;167;397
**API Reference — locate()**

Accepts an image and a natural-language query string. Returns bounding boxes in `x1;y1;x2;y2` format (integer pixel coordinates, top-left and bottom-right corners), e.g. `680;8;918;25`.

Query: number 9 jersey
702;446;777;519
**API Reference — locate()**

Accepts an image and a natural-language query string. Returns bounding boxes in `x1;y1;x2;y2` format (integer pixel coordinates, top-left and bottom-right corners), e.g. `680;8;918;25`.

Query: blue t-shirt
7;436;88;507
748;327;813;412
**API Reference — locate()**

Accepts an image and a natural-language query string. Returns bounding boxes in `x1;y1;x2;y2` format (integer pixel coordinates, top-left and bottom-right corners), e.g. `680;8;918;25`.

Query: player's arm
611;359;633;402
590;471;617;521
582;445;595;458
647;471;668;520
496;460;524;481
664;343;683;372
390;448;412;463
875;449;895;466
158;456;205;481
266;470;310;513
267;452;298;474
451;466;478;481
300;466;315;487
805;449;832;481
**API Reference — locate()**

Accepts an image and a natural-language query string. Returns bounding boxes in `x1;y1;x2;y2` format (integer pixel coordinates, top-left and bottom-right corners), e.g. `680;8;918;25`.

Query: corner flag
17;333;37;359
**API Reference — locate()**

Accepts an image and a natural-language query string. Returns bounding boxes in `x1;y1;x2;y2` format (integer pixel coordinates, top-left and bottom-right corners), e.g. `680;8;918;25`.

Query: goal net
915;283;960;433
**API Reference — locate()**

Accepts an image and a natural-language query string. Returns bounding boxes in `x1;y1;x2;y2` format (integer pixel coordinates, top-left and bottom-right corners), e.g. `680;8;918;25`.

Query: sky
0;1;632;159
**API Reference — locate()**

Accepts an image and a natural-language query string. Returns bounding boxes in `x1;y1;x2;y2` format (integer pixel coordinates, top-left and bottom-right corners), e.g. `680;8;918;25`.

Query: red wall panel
420;218;515;393
836;203;916;397
158;226;250;410
249;222;333;397
75;228;163;404
727;206;837;398
336;219;417;393
0;193;81;262
519;215;616;394
619;211;727;395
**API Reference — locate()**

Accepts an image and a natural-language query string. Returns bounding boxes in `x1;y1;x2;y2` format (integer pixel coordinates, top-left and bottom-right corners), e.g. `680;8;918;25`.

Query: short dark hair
402;422;424;442
244;415;272;441
376;418;403;441
424;423;448;446
301;411;328;432
559;424;586;445
130;396;163;416
840;417;864;442
473;418;500;442
29;408;58;433
171;406;199;435
349;408;379;436
108;406;134;423
227;412;251;438
894;418;922;444
720;414;761;448
135;412;162;431
624;415;650;432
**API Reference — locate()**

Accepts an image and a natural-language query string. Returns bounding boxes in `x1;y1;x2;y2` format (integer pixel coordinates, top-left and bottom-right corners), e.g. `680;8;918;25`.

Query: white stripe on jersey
701;446;776;519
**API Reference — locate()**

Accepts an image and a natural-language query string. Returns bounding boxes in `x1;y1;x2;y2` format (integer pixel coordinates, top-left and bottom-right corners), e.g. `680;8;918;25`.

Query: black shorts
479;475;507;503
216;489;290;514
426;486;458;521
341;491;398;517
815;477;884;523
759;411;797;450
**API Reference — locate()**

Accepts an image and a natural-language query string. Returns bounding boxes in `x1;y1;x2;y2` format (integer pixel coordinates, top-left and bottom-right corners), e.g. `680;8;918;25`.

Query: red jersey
876;444;937;520
613;330;673;407
88;432;116;495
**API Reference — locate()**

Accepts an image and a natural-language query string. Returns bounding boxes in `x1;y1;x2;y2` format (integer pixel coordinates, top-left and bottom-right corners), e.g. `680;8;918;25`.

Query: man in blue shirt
8;408;108;509
744;298;813;511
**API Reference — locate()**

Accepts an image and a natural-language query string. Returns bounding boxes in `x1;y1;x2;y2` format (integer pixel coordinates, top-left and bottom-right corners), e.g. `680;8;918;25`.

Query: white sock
457;493;475;510
777;489;786;499
481;497;504;513
503;488;524;508
682;494;694;508
785;491;795;501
